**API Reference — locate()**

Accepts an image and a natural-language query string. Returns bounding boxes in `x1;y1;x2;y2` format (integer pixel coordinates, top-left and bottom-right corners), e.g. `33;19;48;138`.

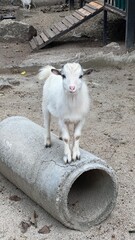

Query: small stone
105;42;120;49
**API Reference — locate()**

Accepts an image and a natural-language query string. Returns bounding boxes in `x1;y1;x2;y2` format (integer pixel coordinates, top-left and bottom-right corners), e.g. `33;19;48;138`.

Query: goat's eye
62;74;66;79
79;75;83;79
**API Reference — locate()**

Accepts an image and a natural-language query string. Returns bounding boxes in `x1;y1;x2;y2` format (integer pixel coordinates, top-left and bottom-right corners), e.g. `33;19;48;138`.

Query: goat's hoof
76;155;81;160
45;144;51;148
72;156;80;161
63;155;72;164
72;151;81;161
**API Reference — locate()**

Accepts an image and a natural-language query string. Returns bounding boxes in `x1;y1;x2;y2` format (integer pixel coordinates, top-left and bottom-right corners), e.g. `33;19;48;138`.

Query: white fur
21;0;31;9
39;63;90;163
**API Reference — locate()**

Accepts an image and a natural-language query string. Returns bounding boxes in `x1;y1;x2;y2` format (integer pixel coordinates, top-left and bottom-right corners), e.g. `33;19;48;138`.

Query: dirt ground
0;3;135;240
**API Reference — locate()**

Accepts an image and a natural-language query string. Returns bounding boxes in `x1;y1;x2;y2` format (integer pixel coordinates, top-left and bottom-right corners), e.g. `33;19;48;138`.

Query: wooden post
103;0;108;45
125;0;135;49
69;0;74;10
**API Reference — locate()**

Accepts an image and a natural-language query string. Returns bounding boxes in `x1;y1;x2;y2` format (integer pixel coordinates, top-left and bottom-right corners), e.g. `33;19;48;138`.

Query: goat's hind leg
43;109;51;148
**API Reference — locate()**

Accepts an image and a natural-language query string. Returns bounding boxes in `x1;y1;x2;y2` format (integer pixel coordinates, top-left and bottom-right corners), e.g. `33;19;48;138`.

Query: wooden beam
103;9;108;45
125;0;135;49
69;0;74;10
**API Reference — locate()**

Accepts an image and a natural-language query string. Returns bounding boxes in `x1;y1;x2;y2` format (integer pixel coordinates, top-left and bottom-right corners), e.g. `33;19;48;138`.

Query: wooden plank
62;18;72;28
76;9;86;17
45;28;55;38
89;1;102;10
78;8;90;17
40;32;49;42
65;15;75;25
50;25;60;35
83;6;94;14
35;35;44;46
54;23;63;32
85;4;95;13
67;14;79;23
95;1;103;7
72;11;84;20
57;21;67;31
104;4;126;17
29;38;37;50
32;36;40;49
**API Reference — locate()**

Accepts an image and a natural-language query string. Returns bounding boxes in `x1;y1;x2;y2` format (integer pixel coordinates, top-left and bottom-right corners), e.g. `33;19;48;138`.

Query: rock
0;78;13;90
105;42;121;49
0;20;37;42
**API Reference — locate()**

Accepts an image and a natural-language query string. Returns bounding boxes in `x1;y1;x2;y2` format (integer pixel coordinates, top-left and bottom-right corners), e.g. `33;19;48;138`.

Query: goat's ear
83;68;93;75
51;69;61;75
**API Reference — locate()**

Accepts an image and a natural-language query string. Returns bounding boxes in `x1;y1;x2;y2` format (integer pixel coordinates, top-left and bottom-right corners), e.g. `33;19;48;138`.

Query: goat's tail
38;65;55;81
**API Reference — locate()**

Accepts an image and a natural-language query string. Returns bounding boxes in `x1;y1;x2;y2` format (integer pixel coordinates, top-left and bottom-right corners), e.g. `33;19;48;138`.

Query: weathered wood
75;9;86;18
104;4;126;17
103;9;108;45
78;8;90;17
29;1;103;50
85;3;96;13
50;26;60;35
65;15;76;25
54;23;63;32
69;0;74;10
67;14;79;24
83;6;94;14
62;18;72;28
125;0;135;49
29;38;37;50
45;28;55;38
72;11;84;20
57;21;67;31
40;32;49;42
35;35;44;46
89;1;102;9
31;37;40;49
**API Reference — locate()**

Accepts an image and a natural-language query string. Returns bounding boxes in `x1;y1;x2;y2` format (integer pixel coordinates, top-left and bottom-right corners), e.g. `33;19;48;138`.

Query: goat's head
51;63;83;94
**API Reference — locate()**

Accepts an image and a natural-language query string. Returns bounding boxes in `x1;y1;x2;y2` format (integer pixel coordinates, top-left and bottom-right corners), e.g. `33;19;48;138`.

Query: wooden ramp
29;1;103;50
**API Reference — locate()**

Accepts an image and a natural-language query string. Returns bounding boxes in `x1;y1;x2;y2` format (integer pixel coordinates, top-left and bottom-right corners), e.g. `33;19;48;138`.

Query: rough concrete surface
0;1;135;240
0;116;117;231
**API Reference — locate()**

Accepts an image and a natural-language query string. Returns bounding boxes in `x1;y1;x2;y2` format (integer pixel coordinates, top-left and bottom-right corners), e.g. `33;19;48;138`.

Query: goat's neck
64;91;80;107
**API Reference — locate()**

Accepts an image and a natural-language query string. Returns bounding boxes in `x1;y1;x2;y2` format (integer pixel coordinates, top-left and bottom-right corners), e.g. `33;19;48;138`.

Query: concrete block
0;116;118;230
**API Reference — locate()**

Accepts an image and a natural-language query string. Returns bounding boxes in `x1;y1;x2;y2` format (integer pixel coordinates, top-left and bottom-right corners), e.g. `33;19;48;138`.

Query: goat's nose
69;85;76;92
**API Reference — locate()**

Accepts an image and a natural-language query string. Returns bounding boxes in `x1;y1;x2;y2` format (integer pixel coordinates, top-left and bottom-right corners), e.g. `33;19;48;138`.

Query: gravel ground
0;2;135;240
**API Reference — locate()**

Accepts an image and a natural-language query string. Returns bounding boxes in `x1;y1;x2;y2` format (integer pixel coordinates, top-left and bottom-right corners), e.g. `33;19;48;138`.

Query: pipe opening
68;169;115;223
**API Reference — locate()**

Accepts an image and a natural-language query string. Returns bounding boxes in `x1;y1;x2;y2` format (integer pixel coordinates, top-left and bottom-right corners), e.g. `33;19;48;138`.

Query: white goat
38;63;90;163
21;0;31;9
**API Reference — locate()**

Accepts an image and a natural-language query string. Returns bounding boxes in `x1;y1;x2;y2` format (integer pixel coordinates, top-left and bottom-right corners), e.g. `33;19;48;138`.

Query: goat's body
39;64;90;163
42;71;89;122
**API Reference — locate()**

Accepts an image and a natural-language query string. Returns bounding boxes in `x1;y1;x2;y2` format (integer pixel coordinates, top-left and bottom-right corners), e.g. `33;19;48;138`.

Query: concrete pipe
0;116;118;231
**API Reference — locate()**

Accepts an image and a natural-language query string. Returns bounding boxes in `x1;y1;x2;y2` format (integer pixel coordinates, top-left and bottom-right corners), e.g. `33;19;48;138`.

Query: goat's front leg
72;120;85;161
43;109;51;147
28;4;31;10
59;120;71;164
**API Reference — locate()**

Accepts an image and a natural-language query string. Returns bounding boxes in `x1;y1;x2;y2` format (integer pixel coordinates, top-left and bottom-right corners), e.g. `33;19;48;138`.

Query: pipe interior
68;169;114;222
